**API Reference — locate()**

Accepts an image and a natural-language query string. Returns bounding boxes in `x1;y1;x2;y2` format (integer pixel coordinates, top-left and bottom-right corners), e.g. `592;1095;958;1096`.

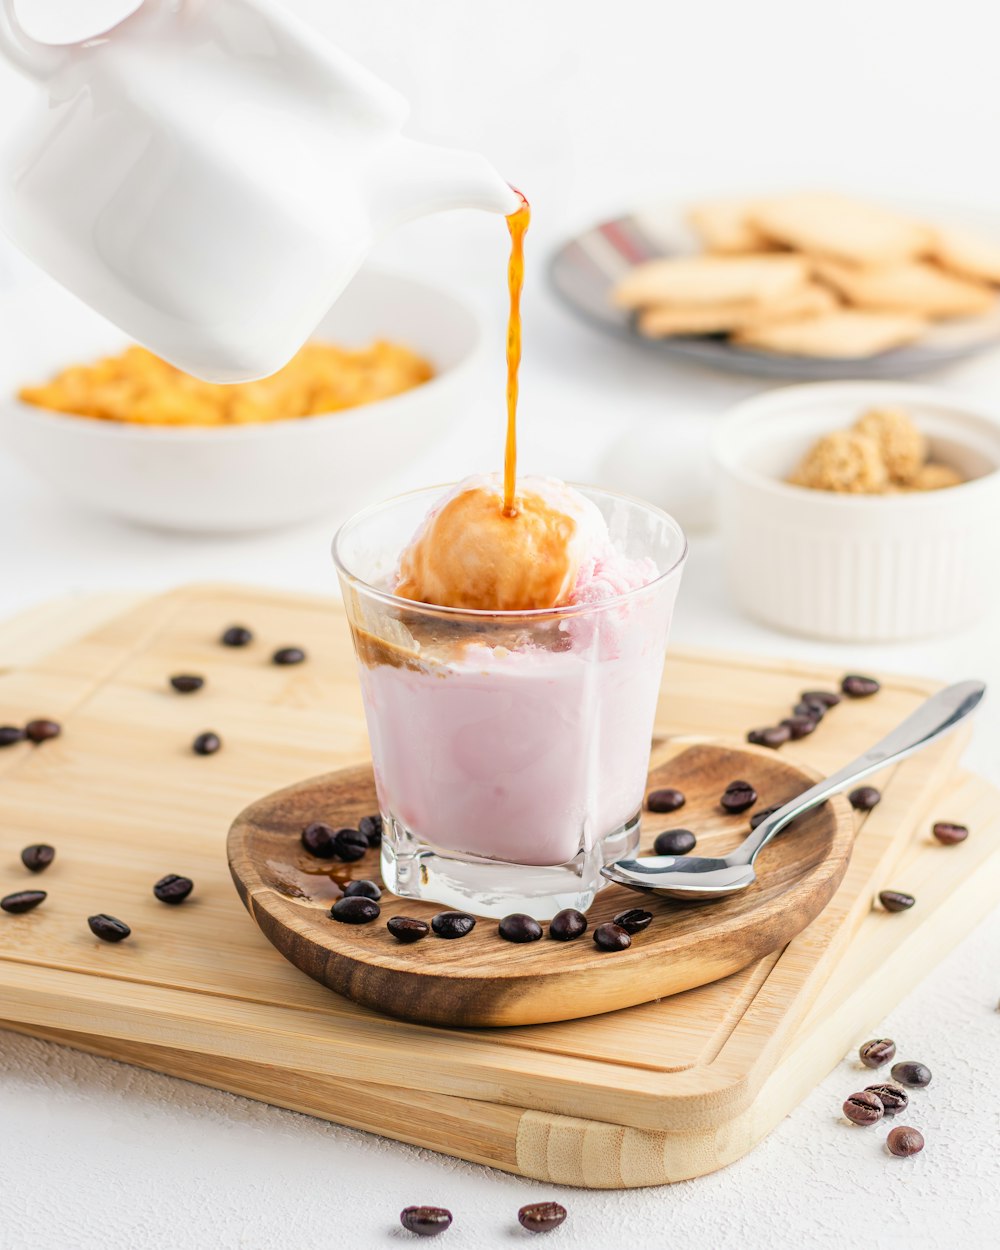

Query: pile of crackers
612;192;1000;358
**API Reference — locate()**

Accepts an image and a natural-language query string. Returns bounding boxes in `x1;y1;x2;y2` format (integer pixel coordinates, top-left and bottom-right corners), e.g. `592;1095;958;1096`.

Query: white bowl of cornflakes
0;269;481;532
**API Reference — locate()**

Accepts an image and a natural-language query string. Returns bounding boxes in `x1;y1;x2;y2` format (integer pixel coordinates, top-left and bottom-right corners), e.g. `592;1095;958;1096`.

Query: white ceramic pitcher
0;0;520;381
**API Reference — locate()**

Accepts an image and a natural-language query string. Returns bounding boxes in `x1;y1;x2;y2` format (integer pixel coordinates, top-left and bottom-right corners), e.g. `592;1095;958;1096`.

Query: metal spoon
602;679;985;900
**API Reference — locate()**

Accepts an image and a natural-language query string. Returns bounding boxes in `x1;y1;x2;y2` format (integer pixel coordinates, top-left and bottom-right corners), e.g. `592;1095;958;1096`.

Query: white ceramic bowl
0;269;481;532
713;382;1000;641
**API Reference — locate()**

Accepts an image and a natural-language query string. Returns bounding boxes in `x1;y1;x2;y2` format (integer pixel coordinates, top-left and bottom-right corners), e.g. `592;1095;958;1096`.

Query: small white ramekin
712;382;1000;641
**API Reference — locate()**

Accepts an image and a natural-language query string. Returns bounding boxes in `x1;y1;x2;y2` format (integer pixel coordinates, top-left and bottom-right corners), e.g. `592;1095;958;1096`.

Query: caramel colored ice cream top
394;475;609;612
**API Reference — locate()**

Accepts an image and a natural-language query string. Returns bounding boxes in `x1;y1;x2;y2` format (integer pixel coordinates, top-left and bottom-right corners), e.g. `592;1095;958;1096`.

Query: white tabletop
2;2;1000;1246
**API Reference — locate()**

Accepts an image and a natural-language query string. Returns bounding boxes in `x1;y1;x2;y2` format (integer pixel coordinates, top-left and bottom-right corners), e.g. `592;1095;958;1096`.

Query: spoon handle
732;679;986;867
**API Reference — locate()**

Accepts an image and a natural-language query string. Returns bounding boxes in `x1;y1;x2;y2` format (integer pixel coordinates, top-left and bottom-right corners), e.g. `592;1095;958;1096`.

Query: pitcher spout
366;136;521;233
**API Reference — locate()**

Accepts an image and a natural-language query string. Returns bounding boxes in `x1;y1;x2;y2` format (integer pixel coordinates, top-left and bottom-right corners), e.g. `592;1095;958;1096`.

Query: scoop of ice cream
394;475;612;611
790;430;888;494
853;407;927;485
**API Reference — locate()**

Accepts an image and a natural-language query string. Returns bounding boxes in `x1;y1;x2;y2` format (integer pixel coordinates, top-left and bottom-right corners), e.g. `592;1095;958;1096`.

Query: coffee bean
498;913;543;943
793;700;825;721
153;874;194;904
21;843;55;873
653;828;696;856
192;731;221;756
850;786;881;812
88;914;131;942
879;890;915;913
24;718;62;742
801;689;842;708
549;908;587;941
747;725;790;748
518;1201;567;1233
400;1206;452;1237
749;805;781;830
431;911;476;939
334;828;368;862
721;779;757;814
613;908;652;934
593;922;631;951
272;646;306;666
890;1061;931;1088
359;813;383;846
865;1083;908;1116
169;674;204;694
0;725;26;747
781;715;818;740
220;625;253;647
859;1038;896;1068
646;787;685;813
343;879;381;901
886;1125;924;1157
842;673;880;698
843;1090;883;1125
331;896;380;924
932;821;968;846
301;822;338;858
387;916;429;943
1;890;46;914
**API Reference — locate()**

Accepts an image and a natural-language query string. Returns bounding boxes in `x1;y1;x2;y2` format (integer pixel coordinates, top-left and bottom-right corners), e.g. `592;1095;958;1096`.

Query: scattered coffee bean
721;779;757;814
850;786;881;812
24;718;62;742
272;646;306;666
400;1206;452;1237
932;821;969;846
859;1038;896;1068
0;725;26;747
499;913;543;943
653;828;696;856
781;715;818;740
192;731;221;756
613;908;653;934
1;890;46;914
153;874;194;904
747;725;791;749
593;922;631;951
801;689;842;708
387;916;429;943
334;827;369;862
890;1061;931;1088
549;908;588;941
879;890;915;913
793;700;825;721
88;914;131;942
843;1090;884;1125
331;895;380;924
886;1125;924;1157
343;879;381;901
842;673;880;698
359;813;383;846
431;911;476;939
220;625;253;647
865;1083;908;1116
169;674;204;694
20;843;55;873
646;787;685;813
301;821;338;858
749;805;782;830
518;1201;567;1233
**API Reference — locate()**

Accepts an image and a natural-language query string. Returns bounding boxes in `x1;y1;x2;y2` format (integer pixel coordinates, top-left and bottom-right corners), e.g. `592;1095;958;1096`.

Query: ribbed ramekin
712;382;1000;641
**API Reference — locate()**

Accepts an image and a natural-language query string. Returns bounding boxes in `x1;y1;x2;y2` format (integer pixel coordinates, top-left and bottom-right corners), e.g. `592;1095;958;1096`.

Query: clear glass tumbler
333;485;687;919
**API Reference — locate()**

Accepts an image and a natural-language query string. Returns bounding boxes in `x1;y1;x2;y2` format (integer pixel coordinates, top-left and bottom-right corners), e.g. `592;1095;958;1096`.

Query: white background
2;2;1000;1247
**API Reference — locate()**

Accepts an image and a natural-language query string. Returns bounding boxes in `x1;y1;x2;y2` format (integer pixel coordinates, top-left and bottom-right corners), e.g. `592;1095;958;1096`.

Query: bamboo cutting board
0;585;983;1185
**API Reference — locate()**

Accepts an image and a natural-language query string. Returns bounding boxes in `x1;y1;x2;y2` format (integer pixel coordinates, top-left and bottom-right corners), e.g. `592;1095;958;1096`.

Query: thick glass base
379;811;641;921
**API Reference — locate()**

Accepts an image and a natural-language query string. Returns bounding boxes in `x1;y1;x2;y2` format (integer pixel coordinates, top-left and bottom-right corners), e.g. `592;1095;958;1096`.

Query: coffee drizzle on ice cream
503;192;530;517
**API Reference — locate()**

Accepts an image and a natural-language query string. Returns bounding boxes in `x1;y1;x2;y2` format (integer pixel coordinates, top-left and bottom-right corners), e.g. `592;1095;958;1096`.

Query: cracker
931;225;1000;286
815;258;994;319
733;310;927;358
686;199;775;254
750;192;931;266
612;254;810;310
638;283;836;338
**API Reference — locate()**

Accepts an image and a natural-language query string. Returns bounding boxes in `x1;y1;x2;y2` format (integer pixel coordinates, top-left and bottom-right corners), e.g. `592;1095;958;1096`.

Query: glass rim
331;480;689;621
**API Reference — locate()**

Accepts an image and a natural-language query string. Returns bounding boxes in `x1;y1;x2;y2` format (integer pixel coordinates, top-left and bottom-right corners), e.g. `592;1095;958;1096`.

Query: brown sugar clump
853;407;927;485
790;430;889;494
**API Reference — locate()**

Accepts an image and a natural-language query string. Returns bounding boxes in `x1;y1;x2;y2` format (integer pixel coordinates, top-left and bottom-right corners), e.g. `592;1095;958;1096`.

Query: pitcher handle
0;0;70;80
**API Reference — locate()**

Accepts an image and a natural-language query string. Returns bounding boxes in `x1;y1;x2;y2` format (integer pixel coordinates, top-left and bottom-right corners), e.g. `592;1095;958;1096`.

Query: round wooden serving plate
227;740;855;1027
